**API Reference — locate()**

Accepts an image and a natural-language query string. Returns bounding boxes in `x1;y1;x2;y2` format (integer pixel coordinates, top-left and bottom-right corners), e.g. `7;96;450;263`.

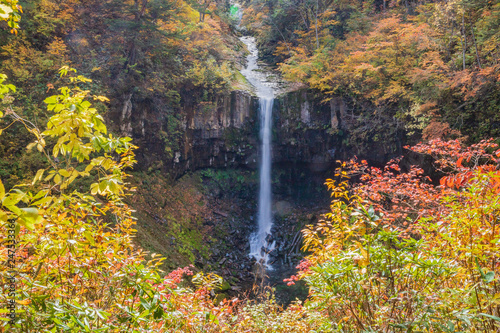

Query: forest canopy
242;0;500;144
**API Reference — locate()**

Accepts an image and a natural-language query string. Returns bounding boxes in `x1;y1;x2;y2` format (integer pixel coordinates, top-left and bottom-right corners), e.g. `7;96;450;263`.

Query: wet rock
274;200;292;217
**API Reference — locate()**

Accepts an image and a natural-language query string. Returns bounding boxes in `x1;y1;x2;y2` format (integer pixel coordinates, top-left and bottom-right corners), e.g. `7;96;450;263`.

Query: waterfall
250;97;275;267
240;36;276;268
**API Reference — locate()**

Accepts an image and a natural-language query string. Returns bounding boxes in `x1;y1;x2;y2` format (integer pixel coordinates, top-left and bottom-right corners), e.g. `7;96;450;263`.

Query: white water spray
240;36;276;268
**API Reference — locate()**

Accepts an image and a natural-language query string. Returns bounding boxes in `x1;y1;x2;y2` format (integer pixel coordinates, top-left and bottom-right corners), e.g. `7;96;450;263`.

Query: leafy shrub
290;139;500;332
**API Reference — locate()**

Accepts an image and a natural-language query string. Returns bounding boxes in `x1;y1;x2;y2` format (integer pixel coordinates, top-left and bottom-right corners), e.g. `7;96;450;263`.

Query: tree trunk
461;14;467;70
471;24;481;69
134;0;148;21
314;0;320;50
447;24;455;63
299;10;308;30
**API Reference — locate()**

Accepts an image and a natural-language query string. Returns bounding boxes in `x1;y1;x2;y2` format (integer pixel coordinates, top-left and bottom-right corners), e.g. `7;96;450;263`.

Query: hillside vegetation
0;0;250;272
0;0;500;331
242;0;500;147
0;0;243;189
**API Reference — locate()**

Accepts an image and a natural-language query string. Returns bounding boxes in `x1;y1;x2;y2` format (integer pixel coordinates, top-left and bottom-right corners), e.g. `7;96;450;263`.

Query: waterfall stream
240;36;276;268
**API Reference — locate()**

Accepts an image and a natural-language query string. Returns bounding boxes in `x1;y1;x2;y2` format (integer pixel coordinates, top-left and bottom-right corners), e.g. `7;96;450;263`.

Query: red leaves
341;139;500;234
283;259;313;285
411;138;498;171
165;265;194;287
340;156;442;233
415;138;499;192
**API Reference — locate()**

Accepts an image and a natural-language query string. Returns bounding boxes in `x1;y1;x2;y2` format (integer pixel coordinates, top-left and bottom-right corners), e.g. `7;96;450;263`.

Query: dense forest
0;0;499;331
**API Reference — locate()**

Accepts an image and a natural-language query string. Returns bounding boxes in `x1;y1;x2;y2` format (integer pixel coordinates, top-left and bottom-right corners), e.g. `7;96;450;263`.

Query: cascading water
240;36;276;268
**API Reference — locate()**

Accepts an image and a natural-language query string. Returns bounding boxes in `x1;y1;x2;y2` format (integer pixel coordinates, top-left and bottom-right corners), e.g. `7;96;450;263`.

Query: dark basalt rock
112;85;405;178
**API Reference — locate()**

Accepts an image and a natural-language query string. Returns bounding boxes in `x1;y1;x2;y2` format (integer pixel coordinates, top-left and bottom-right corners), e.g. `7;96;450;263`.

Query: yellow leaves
0;60;149;328
90;176;123;197
54;173;62;185
84;163;94;173
59;169;70;177
58;66;77;77
279;13;442;108
0;0;23;35
0;210;8;223
32;169;45;186
15;299;31;305
354;241;370;267
192;272;223;291
18;207;43;230
93;95;110;103
0;4;13;19
47;37;69;57
69;75;92;84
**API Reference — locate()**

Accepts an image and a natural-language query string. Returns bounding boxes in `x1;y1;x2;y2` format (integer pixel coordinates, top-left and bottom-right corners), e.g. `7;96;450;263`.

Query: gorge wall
113;87;406;179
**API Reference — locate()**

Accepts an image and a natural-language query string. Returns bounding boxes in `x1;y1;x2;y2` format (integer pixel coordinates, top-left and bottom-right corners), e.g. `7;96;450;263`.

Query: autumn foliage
2;0;500;332
286;138;500;331
246;0;500;146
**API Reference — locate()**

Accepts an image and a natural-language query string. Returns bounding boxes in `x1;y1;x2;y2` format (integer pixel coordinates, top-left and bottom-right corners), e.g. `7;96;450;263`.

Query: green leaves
475;257;496;284
484;271;495;283
479;313;500;322
1;188;43;230
19;207;42;230
0;73;16;100
299;140;500;331
41;73;126;167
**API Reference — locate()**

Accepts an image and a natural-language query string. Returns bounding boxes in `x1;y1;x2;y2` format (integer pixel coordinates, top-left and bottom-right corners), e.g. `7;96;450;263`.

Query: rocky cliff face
116;85;406;300
274;89;406;169
114;86;404;178
112;89;259;177
274;89;339;173
176;90;260;174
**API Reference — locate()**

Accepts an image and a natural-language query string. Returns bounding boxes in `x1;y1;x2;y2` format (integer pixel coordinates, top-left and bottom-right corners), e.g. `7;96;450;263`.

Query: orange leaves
291;138;500;331
344;157;442;233
333;138;499;239
280;13;443;108
46;37;69;58
15;299;31;305
412;138;497;164
449;64;500;101
439;173;472;189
